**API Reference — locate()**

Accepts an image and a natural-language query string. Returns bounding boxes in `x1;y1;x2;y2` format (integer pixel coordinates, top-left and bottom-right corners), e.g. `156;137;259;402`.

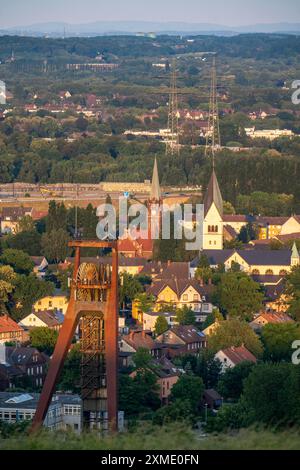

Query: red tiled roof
256;312;294;324
0;315;24;334
223;215;248;223
123;331;160;351
277;232;300;242
221;346;257;365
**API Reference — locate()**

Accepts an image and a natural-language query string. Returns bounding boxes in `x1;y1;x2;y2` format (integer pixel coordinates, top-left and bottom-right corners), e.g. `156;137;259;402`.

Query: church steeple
203;168;223;217
291;242;300;266
150;157;161;201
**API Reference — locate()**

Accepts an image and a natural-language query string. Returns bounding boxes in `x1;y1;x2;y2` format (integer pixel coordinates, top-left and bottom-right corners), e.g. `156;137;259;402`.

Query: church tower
202;168;223;250
148;157;162;240
291;242;300;267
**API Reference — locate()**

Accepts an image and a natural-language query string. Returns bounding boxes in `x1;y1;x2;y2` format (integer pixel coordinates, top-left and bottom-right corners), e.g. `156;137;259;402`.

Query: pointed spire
203;169;223;217
291;241;299;260
150;157;161;201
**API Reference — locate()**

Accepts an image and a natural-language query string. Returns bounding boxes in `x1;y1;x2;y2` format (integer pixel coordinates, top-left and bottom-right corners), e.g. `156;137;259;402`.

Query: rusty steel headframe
30;240;119;434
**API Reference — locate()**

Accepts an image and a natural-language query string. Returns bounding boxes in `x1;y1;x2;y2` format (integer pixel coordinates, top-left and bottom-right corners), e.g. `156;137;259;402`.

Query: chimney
142;330;147;338
208;278;212;285
199;278;204;287
168;260;171;266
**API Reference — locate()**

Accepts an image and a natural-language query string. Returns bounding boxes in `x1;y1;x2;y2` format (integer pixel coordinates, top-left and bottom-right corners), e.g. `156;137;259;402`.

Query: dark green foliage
29;327;58;355
175;306;196;326
0;249;34;275
261;323;300;362
218;362;255;400
119;371;160;418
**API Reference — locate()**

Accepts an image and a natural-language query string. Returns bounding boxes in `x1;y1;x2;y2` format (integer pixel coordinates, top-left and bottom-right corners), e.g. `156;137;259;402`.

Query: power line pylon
205;56;221;160
166;59;180;155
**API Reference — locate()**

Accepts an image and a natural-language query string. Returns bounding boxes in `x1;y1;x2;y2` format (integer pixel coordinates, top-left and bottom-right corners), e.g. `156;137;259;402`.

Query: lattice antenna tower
205;56;221;162
166;59;180;155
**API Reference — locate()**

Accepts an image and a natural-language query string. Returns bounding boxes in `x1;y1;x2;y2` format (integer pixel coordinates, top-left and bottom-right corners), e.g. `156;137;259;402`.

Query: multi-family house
144;279;214;323
156;325;207;357
0;315;27;345
0;206;33;234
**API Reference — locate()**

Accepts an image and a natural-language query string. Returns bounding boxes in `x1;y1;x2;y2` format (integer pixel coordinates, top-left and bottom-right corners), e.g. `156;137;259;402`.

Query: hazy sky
0;0;300;28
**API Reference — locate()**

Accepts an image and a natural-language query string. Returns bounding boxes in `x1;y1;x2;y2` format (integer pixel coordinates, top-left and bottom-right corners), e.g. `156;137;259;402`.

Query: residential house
142;311;176;332
120;330;166;359
215;346;257;372
0;206;33;234
130;357;180;404
202;389;223;410
0;345;49;389
250;312;294;331
202;321;221;337
19;310;64;331
33;295;69;315
31;257;49;278
0;315;27;345
145;278;214;323
156;325;207;357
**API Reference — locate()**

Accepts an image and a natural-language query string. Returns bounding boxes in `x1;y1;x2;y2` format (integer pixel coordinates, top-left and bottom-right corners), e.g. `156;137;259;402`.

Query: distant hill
1;21;300;37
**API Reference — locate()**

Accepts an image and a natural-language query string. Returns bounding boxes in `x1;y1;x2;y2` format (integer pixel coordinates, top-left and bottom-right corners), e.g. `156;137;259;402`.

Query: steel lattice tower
30;240;119;434
205;57;221;161
166;59;180;155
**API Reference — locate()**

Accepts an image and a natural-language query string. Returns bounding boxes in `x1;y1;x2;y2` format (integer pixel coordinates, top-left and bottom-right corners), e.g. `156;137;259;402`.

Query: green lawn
1;426;300;450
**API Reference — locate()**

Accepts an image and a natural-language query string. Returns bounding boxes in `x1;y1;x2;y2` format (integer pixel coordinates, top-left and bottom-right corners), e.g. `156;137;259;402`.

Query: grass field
1;426;300;450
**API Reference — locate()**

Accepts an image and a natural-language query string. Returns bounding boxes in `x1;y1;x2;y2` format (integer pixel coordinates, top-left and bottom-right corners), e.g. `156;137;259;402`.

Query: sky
0;0;300;28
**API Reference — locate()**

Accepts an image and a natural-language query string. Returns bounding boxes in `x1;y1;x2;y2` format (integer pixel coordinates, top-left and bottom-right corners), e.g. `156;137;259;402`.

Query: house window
265;269;274;275
193;294;199;301
183;294;188;301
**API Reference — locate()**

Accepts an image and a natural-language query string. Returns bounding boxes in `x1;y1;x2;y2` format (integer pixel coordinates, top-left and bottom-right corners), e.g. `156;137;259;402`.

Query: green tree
1;231;42;256
208;318;263;357
119;370;160;417
261;323;300;362
119;273;143;309
11;274;54;321
195;353;222;388
58;344;81;393
170;375;204;411
30;327;58;355
213;272;263;321
41;229;70;263
202;308;223;330
153;399;194;425
218;361;255;400
135;293;155;314
132;348;152;370
0;265;16;312
241;363;300;426
154;316;169;336
0;249;34;275
286;266;300;321
16;216;35;233
175;306;196;326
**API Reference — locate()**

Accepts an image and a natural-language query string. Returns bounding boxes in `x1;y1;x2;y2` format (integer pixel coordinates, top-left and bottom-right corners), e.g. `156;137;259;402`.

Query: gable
225;252;250;270
204;203;223;223
158;285;178;302
281;217;300;235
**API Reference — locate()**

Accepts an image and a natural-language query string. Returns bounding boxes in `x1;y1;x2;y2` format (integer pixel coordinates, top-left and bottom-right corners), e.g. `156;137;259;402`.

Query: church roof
203;169;223;217
150;157;161;201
